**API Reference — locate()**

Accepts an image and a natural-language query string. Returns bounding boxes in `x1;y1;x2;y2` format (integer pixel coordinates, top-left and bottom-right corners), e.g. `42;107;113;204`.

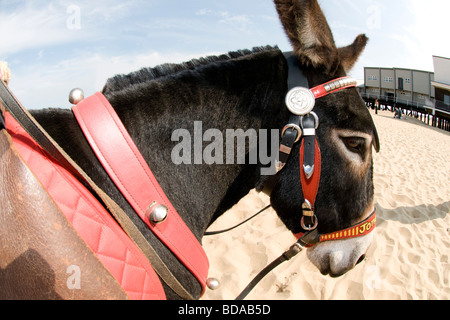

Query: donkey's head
269;0;380;277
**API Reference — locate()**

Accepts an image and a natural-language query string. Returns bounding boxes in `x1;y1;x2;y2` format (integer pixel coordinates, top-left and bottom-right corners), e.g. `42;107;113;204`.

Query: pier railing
359;92;450;114
359;92;450;132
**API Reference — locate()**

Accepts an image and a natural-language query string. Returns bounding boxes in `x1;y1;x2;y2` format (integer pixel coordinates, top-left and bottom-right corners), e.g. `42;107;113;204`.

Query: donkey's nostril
356;254;366;265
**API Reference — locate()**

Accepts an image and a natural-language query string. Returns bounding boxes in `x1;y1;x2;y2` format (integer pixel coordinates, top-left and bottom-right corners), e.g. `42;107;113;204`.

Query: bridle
207;52;377;299
263;52;377;240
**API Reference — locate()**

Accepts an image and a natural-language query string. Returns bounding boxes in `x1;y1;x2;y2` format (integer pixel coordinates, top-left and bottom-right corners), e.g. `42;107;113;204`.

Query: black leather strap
301;114;317;178
0;109;5;130
236;229;319;300
0;81;84;182
204;205;271;236
261;53;308;196
283;52;309;89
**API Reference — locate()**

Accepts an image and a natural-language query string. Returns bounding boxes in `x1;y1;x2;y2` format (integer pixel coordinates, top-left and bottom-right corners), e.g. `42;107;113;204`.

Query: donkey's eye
343;137;365;153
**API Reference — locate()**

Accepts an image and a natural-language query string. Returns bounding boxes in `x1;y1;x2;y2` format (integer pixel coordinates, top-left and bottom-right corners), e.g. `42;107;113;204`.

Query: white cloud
0;3;80;57
369;0;450;73
0;0;143;58
407;0;450;59
332;0;450;79
219;14;253;32
195;8;253;32
9;50;218;109
195;9;229;18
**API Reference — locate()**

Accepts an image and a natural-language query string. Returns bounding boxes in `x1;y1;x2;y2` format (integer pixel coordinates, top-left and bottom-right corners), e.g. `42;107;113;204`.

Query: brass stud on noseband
146;202;168;224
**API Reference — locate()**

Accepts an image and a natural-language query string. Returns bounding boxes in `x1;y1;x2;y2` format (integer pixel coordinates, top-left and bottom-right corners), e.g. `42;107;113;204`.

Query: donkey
28;0;379;299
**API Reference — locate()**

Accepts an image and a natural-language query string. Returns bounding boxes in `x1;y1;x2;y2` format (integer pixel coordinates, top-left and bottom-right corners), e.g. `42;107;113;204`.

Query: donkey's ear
274;0;339;74
338;34;369;73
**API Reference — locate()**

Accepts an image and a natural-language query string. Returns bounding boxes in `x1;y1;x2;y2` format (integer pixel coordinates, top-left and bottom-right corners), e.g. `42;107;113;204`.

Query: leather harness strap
72;93;209;295
299;137;321;221
0;105;5;130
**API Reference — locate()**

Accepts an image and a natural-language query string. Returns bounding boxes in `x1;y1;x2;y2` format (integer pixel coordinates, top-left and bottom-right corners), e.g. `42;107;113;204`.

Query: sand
202;109;450;300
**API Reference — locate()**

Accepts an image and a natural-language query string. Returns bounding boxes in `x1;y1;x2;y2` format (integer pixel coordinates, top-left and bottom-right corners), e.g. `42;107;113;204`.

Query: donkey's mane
102;46;279;94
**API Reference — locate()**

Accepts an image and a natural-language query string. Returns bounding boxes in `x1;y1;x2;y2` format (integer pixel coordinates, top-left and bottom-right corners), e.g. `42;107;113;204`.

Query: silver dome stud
147;203;168;224
206;278;220;291
69;88;85;105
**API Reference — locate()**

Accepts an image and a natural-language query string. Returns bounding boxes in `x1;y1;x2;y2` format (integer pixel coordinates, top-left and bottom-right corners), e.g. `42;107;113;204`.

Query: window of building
398;77;404;90
384;77;393;83
444;94;450;105
405;78;411;84
368;75;377;81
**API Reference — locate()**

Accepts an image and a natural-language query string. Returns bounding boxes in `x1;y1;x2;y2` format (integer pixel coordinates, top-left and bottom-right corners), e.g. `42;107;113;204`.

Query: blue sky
1;0;449;109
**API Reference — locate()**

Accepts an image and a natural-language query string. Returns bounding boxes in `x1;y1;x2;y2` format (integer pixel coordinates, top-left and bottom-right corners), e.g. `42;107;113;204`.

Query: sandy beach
202;109;450;300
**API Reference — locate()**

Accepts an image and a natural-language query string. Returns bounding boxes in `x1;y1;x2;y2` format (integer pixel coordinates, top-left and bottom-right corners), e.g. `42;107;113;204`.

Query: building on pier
359;56;450;131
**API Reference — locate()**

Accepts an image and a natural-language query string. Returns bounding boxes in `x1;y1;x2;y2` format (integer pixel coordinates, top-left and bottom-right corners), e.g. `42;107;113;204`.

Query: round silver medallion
285;87;315;116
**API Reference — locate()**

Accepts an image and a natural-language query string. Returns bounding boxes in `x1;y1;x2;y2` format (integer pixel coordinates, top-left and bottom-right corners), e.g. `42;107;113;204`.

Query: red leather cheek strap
299;138;321;209
72;93;209;295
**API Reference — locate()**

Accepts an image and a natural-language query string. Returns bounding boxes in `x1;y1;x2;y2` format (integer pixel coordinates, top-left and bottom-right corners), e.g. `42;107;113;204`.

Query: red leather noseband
295;209;377;243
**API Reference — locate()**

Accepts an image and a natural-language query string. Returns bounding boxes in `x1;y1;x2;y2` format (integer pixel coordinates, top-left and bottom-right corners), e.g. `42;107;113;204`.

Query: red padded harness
6;113;166;300
72;93;209;295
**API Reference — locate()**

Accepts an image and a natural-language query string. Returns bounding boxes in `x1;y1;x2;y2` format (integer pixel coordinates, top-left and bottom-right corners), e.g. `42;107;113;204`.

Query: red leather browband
73;93;209;295
6;113;166;300
310;77;357;99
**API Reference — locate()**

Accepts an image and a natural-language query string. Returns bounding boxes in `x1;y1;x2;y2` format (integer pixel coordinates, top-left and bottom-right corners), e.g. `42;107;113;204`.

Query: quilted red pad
6;113;166;300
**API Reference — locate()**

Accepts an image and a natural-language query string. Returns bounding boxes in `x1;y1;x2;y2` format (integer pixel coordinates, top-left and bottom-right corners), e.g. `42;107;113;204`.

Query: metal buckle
281;124;302;143
300;112;320;131
301;215;319;231
301;200;318;231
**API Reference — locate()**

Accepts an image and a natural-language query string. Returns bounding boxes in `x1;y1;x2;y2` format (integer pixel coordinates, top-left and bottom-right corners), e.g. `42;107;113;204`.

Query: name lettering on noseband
319;214;376;242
